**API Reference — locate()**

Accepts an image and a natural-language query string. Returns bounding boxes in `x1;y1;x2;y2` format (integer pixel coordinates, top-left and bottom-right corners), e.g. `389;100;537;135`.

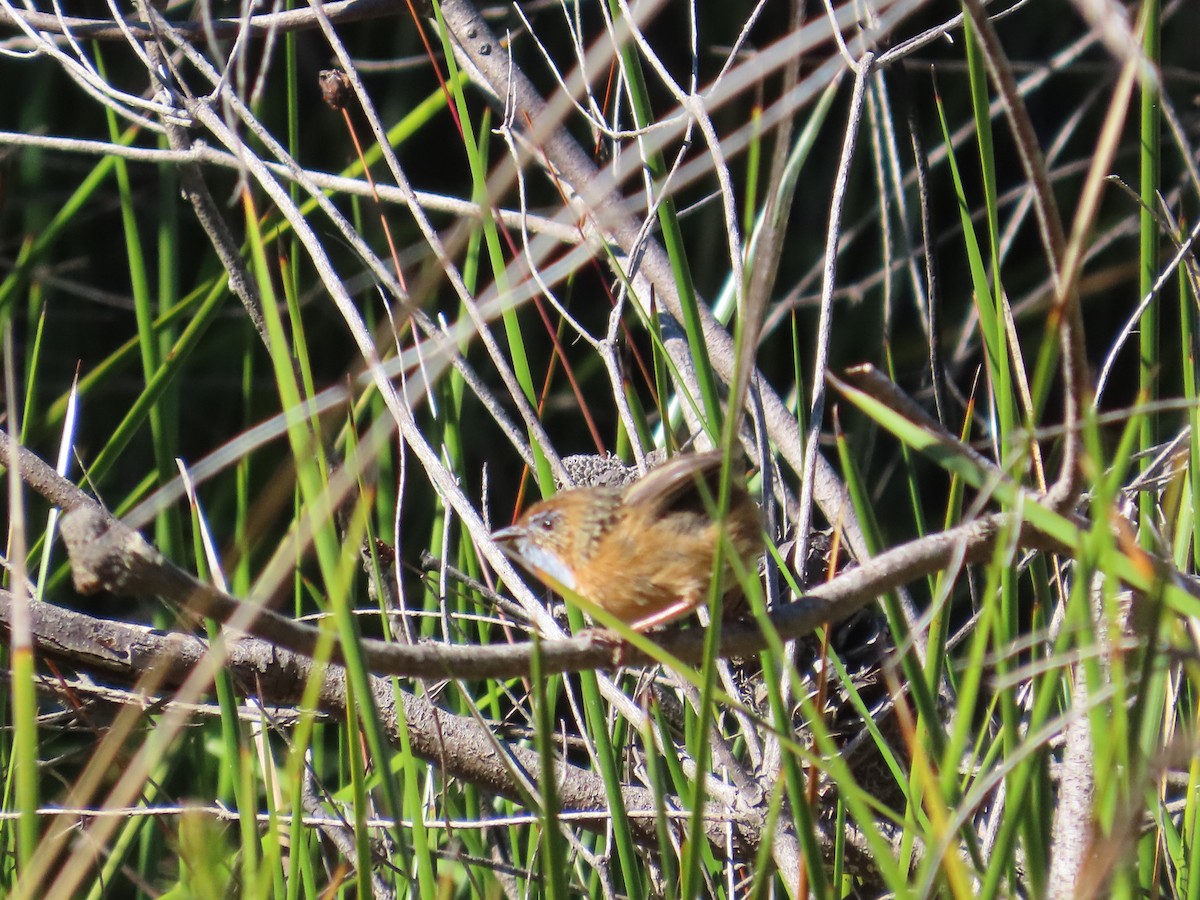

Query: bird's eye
535;512;559;532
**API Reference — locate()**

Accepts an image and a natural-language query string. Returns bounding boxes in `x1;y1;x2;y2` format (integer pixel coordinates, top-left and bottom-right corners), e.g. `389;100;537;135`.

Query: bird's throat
516;540;579;594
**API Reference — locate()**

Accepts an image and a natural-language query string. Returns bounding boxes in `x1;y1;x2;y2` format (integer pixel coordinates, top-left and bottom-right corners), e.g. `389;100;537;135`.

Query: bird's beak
490;524;527;556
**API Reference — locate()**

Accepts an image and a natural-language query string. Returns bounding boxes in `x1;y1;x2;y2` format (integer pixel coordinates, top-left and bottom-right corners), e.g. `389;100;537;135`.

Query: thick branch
0;593;769;857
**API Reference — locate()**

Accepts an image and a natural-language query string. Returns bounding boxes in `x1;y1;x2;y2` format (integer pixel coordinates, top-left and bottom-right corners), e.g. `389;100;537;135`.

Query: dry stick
0;131;590;256
20;528;260;892
1046;667;1094;899
794;53;873;581
0;129;583;243
152;76;272;350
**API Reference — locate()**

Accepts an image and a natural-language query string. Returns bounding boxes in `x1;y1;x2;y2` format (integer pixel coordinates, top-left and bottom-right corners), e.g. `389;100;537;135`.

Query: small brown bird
492;451;764;632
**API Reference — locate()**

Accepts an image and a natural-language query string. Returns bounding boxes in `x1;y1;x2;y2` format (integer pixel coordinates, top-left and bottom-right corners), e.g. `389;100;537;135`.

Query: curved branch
0;592;768;858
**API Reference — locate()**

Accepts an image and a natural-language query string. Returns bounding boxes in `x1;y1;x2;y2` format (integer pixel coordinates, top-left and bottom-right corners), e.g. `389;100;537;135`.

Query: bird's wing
622;450;730;516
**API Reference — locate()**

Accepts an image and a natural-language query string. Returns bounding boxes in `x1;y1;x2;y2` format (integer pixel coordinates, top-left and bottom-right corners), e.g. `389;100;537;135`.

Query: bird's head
491;488;618;594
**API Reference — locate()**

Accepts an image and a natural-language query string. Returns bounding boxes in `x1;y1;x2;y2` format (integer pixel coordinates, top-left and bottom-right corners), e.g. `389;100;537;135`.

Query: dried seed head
318;69;352;111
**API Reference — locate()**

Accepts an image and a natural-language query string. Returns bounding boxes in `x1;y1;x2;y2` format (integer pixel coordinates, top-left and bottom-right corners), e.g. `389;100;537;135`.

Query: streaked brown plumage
492;451;763;631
